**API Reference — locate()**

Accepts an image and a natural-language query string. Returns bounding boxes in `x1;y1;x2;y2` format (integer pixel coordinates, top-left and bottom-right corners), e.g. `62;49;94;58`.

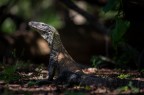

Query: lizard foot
54;71;81;86
35;79;53;86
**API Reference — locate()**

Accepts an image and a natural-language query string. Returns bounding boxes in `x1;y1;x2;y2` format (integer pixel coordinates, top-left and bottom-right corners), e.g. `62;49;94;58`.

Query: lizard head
28;21;57;47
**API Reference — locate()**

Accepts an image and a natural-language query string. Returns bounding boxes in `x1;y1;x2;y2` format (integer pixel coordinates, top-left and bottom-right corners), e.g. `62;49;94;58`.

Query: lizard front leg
48;49;58;81
32;51;58;85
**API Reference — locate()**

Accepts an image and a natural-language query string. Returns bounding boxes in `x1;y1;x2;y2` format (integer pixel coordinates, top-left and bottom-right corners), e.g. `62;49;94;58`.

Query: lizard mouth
28;21;38;30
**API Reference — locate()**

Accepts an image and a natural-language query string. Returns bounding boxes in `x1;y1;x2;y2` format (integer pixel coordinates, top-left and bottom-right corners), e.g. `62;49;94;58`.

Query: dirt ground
1;68;144;95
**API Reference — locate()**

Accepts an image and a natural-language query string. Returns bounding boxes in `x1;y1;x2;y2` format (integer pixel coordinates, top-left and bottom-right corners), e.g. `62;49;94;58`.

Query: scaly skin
28;21;86;81
28;21;144;88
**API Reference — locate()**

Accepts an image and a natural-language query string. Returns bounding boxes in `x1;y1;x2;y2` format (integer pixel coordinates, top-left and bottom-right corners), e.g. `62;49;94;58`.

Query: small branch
60;0;109;33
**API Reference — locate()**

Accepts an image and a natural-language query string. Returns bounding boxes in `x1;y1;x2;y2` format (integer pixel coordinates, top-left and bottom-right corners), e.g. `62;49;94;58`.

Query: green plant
0;60;33;83
116;82;139;93
91;56;103;68
128;82;139;93
102;0;133;68
103;0;130;48
110;19;130;49
1;18;16;34
0;64;20;83
85;85;91;90
103;0;121;13
117;74;131;79
27;81;37;87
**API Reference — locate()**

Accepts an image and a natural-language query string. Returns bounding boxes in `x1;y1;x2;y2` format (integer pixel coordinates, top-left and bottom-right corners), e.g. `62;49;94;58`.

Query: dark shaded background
0;0;144;69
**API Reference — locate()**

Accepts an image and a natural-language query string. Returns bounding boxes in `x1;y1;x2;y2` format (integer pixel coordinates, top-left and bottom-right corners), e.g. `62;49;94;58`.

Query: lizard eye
41;24;45;26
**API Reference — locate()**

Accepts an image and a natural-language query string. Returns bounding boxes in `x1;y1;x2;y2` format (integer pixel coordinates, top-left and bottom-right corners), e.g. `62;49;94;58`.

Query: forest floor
1;68;144;95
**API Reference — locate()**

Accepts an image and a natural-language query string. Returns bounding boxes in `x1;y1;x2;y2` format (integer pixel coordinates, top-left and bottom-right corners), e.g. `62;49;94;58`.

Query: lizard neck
49;32;85;72
50;33;75;64
58;44;76;63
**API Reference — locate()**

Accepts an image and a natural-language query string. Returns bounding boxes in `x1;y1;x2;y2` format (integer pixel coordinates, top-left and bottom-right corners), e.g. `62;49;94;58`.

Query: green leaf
117;74;130;79
0;64;19;83
111;19;130;48
27;81;37;87
103;0;118;12
3;65;17;75
1;18;16;34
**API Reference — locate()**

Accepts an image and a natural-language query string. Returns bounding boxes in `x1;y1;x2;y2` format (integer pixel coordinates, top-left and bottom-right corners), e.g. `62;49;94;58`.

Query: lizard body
28;21;144;88
28;21;86;80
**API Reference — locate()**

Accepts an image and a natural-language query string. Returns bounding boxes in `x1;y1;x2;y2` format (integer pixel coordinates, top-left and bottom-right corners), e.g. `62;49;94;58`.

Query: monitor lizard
28;21;91;82
28;21;144;88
